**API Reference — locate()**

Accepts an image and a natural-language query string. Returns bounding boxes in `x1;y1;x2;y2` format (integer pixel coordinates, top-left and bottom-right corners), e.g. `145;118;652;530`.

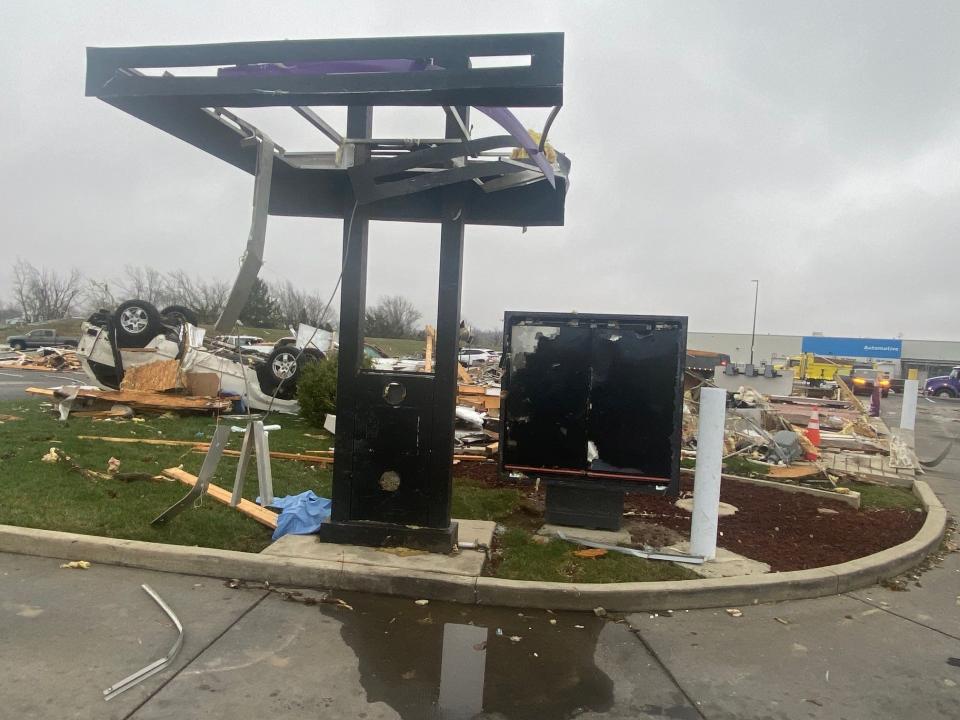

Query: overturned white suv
76;299;333;414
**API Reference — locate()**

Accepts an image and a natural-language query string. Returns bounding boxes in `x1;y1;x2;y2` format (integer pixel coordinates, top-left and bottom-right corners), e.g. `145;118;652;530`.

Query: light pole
749;280;759;366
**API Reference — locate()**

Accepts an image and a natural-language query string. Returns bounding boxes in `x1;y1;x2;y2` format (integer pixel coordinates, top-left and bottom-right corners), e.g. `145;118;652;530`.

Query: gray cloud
1;0;958;340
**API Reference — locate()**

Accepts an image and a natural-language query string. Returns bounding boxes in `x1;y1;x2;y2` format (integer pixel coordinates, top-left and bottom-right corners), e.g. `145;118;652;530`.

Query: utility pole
749;279;759;366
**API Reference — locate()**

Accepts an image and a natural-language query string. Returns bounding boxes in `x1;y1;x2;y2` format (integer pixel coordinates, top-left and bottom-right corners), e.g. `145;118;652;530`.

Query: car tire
10;341;25;351
159;305;200;327
257;345;305;400
113;299;162;348
934;388;955;398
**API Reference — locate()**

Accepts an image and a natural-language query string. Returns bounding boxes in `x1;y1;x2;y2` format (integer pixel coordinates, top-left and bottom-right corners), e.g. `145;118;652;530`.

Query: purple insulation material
218;58;437;76
475;106;555;187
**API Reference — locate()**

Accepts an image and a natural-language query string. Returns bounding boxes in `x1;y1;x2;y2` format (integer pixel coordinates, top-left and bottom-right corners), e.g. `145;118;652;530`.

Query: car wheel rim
272;352;298;380
119;307;149;334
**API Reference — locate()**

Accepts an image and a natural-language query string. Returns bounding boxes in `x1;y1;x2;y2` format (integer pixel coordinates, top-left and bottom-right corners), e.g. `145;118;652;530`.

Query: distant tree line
2;259;504;344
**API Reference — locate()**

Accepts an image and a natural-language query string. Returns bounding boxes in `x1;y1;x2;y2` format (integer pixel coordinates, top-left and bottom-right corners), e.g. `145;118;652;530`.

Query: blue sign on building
801;336;902;359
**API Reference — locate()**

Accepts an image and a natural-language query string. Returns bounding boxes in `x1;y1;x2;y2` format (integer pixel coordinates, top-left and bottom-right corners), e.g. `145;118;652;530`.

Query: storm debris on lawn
44;447;167;483
573;548;608;559
26;385;230;416
222;579;353;609
60;560;91;569
0;348;82;372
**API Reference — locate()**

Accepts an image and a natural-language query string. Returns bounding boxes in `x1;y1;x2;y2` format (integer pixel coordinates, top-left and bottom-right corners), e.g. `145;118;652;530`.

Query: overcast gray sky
1;1;958;340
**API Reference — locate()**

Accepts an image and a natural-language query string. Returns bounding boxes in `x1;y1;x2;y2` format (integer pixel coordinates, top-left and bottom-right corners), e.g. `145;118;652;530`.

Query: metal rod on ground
689;386;727;560
900;378;919;432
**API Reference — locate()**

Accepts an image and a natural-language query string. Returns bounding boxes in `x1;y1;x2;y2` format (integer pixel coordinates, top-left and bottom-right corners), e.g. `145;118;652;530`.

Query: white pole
690;387;727;560
900;378;919;431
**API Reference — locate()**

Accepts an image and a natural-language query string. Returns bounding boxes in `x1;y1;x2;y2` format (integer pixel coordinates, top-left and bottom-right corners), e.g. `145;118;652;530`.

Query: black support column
329;105;372;523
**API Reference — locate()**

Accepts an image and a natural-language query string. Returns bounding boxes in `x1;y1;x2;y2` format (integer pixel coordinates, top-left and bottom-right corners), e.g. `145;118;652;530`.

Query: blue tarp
258;491;332;541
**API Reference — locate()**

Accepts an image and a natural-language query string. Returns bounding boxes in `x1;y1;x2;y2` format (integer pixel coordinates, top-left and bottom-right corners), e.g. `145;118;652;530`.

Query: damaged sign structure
85;33;569;551
501;313;687;531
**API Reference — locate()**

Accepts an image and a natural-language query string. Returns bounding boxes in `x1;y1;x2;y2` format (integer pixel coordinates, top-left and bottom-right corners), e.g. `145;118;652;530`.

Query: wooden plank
424;324;435;373
120;359;182;392
457;364;472;383
457;384;485;395
194;448;334;465
78;435;204;447
162;467;278;529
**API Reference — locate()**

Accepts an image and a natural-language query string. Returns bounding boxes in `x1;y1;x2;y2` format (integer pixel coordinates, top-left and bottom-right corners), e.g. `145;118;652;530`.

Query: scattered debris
107;457;121;474
548;618;558;625
415;599;430;606
59;560;91;570
774;617;790;625
592;607;607;618
725;608;743;618
573;548;608;559
509;635;522;643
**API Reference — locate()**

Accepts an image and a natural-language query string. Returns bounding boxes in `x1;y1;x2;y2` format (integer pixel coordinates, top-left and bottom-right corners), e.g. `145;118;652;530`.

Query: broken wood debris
0;348;82;372
26;386;230;413
162;466;278;529
120;359;182;392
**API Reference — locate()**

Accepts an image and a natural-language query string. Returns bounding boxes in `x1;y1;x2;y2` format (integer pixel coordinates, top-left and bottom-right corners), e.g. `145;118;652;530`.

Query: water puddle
323;593;614;719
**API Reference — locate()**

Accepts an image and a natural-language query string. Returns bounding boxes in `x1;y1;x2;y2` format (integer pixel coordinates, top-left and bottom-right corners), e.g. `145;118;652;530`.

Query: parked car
458;348;498;366
6;328;79;350
924;366;960;398
843;368;890;398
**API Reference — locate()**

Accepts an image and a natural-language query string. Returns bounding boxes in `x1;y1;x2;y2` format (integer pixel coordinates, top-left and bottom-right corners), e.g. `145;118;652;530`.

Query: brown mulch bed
453;462;926;572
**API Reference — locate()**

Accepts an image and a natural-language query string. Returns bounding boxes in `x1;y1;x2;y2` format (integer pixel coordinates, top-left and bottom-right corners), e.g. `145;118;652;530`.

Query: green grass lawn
0;398;695;583
841;481;922;510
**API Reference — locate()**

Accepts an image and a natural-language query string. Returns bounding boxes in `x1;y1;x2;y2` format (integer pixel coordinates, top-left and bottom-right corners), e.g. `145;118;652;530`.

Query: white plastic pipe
900;378;919;431
690;387;727;560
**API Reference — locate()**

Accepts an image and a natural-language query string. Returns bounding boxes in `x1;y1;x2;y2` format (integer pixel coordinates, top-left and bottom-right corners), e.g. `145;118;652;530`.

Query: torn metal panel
346;134;521;204
215;134;274;333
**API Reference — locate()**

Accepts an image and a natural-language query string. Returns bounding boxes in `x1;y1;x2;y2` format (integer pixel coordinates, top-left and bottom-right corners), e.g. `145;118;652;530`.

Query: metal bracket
151;424;231;525
102;584;184;701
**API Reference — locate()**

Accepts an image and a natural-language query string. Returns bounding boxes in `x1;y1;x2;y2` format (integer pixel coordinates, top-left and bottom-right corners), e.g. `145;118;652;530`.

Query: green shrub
297;354;338;427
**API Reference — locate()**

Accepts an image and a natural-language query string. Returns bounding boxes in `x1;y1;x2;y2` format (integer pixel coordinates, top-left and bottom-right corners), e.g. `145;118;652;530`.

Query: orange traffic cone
804;406;821;460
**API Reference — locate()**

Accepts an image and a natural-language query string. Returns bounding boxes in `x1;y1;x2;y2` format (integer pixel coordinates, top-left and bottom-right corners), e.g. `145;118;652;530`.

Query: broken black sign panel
501;312;687;493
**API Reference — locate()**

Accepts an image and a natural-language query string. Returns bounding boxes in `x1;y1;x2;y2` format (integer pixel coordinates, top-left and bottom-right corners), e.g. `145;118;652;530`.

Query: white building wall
688;332;960;365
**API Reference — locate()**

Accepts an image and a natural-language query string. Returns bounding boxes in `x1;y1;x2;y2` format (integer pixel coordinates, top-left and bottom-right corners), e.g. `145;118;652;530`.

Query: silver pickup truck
6;328;79;350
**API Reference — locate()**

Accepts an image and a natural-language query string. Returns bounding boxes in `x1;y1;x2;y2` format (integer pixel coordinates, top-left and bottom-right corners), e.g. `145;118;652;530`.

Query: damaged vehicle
76;299;333;413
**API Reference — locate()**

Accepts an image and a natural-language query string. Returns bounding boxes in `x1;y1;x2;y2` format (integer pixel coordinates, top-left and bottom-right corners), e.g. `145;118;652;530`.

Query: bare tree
12;259;83;322
365;295;422;338
274;279;338;330
83;278;118;313
118;265;172;307
165;270;229;324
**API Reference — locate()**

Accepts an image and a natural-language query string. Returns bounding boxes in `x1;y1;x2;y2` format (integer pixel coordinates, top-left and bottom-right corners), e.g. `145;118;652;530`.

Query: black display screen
501;313;686;493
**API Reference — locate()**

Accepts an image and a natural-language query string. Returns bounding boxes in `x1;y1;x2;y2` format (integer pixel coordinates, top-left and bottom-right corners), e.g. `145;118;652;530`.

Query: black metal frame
85;34;566;226
499;311;688;497
86;33;567;552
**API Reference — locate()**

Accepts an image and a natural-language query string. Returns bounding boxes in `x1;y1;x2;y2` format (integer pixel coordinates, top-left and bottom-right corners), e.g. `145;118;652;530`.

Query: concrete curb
0;480;946;612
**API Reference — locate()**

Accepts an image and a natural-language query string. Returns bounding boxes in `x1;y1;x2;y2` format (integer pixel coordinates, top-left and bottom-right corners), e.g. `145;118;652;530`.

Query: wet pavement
0;392;957;719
